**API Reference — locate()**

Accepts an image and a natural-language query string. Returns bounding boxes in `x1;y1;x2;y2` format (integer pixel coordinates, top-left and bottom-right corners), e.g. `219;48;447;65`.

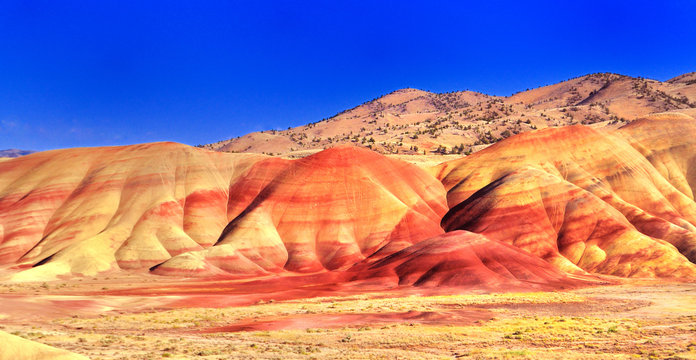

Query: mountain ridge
3;111;696;287
0;149;35;158
204;72;696;157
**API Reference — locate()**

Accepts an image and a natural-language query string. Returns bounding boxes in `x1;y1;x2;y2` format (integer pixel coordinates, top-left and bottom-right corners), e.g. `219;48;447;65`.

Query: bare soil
1;276;695;359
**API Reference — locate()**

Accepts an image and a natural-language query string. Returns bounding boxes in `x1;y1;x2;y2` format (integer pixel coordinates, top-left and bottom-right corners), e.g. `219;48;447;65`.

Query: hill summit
204;72;696;156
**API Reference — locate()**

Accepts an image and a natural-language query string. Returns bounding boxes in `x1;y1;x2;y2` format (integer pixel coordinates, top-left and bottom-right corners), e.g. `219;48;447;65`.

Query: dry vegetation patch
1;284;694;359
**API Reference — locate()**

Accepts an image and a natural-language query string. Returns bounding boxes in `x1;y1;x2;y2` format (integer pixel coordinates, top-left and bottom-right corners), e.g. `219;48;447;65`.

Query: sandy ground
0;276;695;359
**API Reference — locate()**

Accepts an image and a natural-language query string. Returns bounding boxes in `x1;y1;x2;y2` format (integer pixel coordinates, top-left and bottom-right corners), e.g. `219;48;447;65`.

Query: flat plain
1;277;695;359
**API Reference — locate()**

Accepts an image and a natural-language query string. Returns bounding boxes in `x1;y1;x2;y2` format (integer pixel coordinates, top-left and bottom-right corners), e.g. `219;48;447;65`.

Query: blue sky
1;1;695;150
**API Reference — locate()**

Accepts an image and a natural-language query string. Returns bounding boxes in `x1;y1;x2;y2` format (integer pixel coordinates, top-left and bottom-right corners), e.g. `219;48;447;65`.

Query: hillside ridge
204;72;696;157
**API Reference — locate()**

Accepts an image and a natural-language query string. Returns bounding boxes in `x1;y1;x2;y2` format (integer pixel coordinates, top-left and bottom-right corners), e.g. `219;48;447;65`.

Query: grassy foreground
2;283;696;359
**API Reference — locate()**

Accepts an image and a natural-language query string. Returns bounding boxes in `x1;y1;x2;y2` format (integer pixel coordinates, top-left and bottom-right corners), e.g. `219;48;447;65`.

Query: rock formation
0;144;447;281
2;111;696;289
153;145;448;277
349;230;590;290
437;112;696;278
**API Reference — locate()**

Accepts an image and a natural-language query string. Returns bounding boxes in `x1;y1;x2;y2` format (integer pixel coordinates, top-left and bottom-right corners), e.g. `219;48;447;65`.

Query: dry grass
2;284;696;359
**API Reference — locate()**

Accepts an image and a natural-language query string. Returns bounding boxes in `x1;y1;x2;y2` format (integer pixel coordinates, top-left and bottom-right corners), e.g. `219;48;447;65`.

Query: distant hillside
4;111;696;283
204;72;696;156
0;149;35;158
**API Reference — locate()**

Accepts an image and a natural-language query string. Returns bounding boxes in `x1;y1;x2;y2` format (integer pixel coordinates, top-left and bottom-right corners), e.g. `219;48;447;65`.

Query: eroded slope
436;112;696;278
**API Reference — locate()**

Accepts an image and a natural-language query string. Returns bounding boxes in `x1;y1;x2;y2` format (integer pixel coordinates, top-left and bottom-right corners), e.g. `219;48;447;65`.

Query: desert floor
1;276;695;359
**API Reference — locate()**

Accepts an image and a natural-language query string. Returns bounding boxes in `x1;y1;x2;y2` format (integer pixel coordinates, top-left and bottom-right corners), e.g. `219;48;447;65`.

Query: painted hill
349;230;590;291
0;143;447;282
0;142;264;280
204;72;696;157
2;110;696;291
436;111;696;278
153;145;448;277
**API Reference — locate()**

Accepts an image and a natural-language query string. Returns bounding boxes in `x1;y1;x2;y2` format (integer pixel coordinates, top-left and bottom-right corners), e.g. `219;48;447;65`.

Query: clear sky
1;1;695;151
